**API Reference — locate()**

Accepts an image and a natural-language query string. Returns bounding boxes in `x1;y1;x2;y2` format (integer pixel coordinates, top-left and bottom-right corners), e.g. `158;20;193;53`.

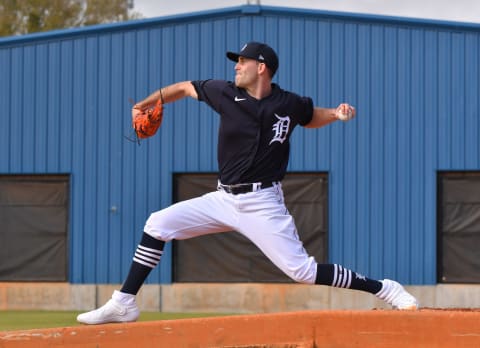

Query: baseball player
78;42;418;325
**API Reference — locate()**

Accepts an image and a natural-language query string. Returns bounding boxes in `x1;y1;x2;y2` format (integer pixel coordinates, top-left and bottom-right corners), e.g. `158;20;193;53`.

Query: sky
133;0;480;24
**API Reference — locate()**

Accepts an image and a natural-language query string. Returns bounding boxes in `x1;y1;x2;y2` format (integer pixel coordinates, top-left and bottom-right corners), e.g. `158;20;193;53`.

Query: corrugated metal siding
1;6;479;284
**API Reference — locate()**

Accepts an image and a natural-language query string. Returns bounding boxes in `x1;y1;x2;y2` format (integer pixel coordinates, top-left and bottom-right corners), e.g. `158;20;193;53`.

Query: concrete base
1;282;479;312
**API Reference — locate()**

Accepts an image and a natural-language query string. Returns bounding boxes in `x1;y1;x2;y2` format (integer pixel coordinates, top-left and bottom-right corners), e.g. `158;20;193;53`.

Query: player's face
234;56;260;88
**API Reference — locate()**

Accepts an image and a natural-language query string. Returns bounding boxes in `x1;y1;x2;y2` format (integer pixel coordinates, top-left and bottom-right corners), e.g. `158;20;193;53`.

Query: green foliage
0;0;142;37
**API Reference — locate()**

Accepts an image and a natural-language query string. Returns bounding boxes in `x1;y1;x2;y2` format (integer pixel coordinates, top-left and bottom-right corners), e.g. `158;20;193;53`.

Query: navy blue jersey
192;79;313;184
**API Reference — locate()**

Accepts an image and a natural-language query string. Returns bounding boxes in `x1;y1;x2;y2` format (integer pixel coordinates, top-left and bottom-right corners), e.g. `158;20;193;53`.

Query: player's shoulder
272;84;311;103
191;79;237;104
270;84;314;124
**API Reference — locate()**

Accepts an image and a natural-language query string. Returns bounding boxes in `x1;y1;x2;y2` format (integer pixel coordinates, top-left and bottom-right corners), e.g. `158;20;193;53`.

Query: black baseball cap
226;42;279;76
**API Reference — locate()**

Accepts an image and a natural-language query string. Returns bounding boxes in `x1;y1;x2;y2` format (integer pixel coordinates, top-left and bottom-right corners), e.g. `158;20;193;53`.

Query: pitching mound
1;309;479;347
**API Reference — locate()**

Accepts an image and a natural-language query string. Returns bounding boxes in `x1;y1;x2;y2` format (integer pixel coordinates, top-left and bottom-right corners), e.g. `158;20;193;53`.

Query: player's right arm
133;81;198;110
304;104;356;129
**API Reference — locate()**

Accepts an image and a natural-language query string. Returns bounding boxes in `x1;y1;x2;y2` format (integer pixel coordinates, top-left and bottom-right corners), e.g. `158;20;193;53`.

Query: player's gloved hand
131;99;164;139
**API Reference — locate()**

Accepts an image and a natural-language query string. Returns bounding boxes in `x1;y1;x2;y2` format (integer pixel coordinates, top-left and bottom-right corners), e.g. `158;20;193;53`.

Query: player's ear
257;62;268;75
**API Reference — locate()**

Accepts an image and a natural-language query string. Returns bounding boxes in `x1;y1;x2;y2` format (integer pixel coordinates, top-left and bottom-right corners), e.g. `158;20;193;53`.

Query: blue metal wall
1;6;479;285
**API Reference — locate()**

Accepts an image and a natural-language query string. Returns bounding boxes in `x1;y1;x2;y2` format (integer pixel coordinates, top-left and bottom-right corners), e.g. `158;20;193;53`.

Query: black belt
218;181;277;195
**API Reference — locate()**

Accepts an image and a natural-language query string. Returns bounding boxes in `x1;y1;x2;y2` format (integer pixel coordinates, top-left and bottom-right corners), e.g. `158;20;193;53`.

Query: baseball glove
132;98;164;139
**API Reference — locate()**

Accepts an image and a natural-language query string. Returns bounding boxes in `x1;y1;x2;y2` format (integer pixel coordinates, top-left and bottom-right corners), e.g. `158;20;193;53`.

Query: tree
0;0;141;37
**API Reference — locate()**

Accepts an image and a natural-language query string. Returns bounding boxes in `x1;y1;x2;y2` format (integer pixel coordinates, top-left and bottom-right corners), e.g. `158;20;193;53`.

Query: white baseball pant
144;182;318;284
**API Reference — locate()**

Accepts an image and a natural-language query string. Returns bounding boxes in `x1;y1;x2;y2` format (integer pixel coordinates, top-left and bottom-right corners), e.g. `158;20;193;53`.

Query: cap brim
226;51;240;62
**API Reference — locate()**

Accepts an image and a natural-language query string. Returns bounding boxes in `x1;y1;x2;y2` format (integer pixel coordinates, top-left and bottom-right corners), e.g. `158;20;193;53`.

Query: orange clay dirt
1;309;479;348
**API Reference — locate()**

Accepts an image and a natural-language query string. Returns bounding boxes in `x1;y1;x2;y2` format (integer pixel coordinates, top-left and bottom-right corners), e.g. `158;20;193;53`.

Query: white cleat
77;297;140;325
376;279;419;310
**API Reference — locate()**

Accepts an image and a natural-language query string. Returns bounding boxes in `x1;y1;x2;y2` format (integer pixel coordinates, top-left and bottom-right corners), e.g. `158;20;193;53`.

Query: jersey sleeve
294;95;314;126
191;79;229;113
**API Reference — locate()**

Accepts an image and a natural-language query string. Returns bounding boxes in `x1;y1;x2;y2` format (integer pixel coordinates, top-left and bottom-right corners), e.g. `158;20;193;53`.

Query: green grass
0;311;233;331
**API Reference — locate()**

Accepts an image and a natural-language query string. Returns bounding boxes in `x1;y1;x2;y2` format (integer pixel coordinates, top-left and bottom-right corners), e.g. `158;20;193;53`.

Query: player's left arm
133;81;198;111
304;103;355;129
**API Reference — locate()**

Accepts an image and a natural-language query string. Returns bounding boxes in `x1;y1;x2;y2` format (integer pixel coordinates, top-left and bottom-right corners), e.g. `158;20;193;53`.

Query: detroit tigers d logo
269;114;291;145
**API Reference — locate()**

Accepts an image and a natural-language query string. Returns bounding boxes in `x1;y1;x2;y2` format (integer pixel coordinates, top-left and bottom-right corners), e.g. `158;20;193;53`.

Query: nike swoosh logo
234;96;247;102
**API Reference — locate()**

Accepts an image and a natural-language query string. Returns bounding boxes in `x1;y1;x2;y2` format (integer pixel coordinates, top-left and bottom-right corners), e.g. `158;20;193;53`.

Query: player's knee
144;211;172;242
285;265;316;284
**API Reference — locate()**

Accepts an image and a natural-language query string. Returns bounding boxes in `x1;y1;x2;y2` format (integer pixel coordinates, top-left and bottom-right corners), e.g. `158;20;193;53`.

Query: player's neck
245;79;272;100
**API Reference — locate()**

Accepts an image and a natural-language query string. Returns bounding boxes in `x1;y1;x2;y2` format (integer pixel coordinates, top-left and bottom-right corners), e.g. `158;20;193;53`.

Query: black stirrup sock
120;232;165;295
315;263;382;294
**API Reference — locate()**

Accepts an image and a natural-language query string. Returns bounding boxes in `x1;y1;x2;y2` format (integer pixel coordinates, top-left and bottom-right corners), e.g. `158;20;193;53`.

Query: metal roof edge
1;4;480;47
261;5;480;31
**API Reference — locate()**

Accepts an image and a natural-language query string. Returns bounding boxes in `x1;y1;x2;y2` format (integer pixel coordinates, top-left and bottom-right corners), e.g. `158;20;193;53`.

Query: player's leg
240;205;418;309
119;191;235;296
77;191;234;324
236;189;378;290
236;184;418;309
314;264;418;309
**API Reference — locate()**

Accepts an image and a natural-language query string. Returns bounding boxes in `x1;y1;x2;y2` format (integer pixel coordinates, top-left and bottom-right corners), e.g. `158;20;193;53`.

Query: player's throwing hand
335;103;355;121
